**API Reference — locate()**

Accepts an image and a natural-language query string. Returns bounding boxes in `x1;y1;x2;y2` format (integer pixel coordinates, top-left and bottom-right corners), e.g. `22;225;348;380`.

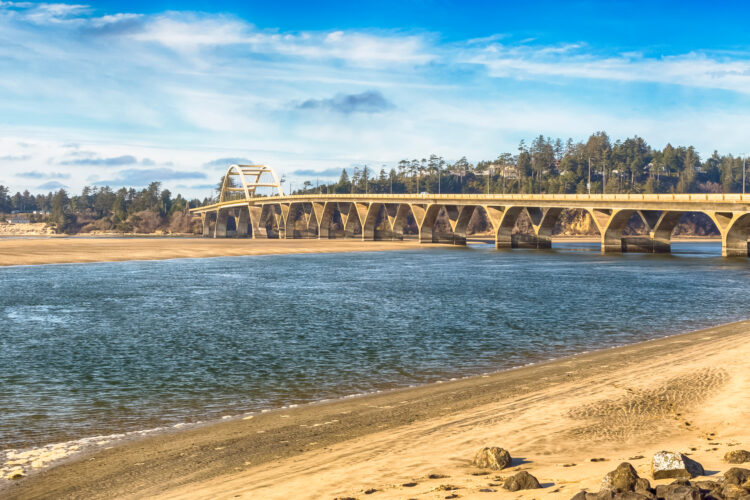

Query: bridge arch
219;164;284;203
495;206;525;248
419;204;460;243
723;213;750;257
392;204;418;240
319;202;340;239
342;203;364;238
452;206;476;245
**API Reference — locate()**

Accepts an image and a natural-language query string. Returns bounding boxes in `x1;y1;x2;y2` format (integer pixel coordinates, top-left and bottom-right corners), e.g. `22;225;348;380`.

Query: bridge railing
191;192;750;212
239;192;750;202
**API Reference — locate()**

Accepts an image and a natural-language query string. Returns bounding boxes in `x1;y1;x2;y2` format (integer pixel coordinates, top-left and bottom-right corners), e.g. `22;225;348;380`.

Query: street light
587;157;593;195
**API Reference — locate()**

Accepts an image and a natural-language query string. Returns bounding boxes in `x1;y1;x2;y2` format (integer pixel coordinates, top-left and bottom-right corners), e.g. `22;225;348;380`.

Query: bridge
191;164;750;257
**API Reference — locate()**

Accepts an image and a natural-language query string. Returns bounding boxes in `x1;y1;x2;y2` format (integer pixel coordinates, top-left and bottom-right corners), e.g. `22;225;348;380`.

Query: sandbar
0;237;436;267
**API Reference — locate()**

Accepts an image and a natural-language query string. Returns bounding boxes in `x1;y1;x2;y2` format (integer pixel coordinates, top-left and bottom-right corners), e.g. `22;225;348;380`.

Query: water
1;242;749;451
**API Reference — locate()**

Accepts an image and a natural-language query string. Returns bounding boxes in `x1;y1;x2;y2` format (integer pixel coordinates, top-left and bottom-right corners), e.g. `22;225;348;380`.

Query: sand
4;319;750;499
0;237;440;266
0;236;725;267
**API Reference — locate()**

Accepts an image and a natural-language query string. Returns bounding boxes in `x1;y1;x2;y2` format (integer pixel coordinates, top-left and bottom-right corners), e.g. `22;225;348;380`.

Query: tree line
293;132;748;196
0;182;209;233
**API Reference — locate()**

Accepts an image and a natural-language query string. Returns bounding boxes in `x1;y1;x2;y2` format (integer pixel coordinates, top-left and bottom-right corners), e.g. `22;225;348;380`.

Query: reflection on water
0;242;747;448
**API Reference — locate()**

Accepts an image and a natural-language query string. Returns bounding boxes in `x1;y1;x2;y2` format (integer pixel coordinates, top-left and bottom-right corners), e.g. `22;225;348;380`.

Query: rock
503;471;541;491
722;484;748;499
472;447;512;470
726;451;750;465
723;468;750;486
613;493;653;500
636;477;653;493
652;451;705;480
653;482;702;500
571;491;589;500
693;480;722;492
602;463;641;492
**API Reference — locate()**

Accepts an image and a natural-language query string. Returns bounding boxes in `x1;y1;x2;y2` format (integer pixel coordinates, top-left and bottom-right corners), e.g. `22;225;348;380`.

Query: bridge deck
191;193;750;258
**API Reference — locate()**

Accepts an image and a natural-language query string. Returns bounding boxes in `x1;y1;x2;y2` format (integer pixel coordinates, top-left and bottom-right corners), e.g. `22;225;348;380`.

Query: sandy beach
0;237;436;266
3;319;749;499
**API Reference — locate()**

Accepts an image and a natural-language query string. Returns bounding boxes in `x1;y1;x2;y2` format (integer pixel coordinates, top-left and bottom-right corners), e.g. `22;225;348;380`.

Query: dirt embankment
0;223;55;236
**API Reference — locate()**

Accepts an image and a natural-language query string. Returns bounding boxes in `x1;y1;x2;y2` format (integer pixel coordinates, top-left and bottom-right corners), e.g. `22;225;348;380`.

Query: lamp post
587;157;593;195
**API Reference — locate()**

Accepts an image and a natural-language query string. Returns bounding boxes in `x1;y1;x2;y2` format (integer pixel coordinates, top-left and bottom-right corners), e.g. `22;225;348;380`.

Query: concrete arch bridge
192;165;750;257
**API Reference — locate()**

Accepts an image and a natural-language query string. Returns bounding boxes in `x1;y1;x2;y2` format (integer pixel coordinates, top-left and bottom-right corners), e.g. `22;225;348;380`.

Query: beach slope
5;320;750;499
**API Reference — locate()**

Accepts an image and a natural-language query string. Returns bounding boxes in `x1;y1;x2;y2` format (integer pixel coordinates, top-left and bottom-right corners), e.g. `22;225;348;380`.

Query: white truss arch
219;164;284;202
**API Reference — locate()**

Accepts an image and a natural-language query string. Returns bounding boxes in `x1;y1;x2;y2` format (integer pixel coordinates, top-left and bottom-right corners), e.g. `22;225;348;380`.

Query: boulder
661;484;702;500
472;447;512;470
503;471;541;491
693;480;722;492
723;468;750;486
652;451;705;480
636;478;653;493
725;451;750;465
572;491;653;500
722;484;748;499
602;463;641;492
654;480;700;500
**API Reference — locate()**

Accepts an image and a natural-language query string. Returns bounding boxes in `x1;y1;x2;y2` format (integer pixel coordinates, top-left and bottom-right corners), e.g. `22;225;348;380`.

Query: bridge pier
235;207;250;238
201;213;211;237
710;212;750;257
214;209;228;238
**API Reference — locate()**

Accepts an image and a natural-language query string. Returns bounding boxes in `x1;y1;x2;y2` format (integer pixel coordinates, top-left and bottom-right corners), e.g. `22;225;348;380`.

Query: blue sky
2;0;750;197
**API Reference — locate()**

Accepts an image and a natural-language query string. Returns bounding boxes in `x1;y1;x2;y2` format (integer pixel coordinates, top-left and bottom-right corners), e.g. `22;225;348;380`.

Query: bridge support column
527;207;562;249
495;206;524;249
248;206;268;238
202;213;211;237
643;210;681;253
708;212;750;257
214;209;228;238
362;203;380;241
452;206;475;246
235;207;250;238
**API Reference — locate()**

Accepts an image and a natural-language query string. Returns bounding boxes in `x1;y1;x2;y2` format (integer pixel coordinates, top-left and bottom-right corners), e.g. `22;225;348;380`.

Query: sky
2;0;750;198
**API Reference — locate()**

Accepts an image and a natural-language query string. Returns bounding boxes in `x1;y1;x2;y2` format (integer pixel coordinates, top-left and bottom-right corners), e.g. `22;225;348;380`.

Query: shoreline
5;318;750;499
0;238;437;267
0;236;724;267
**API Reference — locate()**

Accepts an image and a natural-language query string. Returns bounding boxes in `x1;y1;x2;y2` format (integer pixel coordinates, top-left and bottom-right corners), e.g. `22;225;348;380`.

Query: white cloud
3;1;750;197
464;43;750;94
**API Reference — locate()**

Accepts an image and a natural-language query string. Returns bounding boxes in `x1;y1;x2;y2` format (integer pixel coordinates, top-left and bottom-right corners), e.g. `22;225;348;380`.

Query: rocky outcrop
725;451;750;465
571;466;750;500
471;447;511;470
723;468;750;486
503;471;541;491
652;451;705;480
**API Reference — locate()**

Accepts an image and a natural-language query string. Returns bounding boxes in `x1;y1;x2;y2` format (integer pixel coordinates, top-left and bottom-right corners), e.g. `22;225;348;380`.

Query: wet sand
4;319;750;499
0;238;435;266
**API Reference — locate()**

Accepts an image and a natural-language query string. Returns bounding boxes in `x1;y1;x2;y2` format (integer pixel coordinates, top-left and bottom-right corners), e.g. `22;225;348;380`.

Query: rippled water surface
1;242;749;449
